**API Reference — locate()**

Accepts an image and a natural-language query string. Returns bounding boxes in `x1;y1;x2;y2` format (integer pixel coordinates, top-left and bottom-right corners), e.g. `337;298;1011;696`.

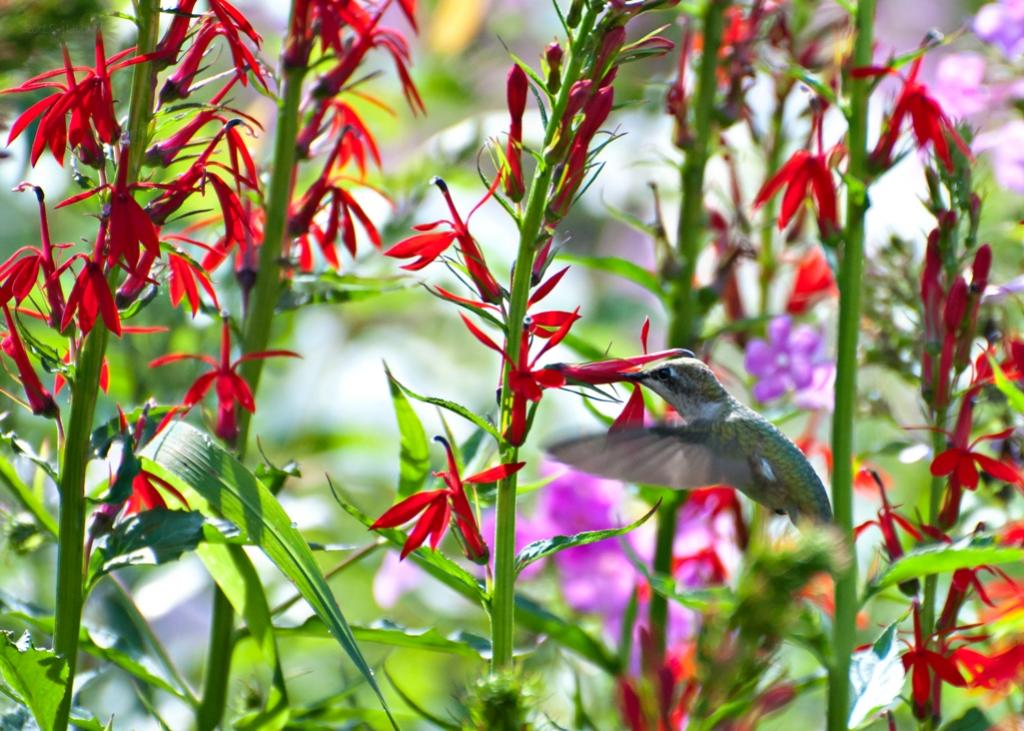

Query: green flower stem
918;420;947;729
491;3;600;670
827;1;875;729
667;0;729;348
52;4;160;728
198;20;307;728
758;94;789;318
53;326;108;731
651;0;729;662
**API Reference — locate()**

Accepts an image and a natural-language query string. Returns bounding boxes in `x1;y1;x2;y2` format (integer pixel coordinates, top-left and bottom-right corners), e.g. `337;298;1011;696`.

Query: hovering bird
548;355;833;525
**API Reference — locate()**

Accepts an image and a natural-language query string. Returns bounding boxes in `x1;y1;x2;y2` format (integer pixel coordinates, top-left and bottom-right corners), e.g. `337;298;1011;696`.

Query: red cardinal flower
385;177;502;303
460;313;571;445
1;305;58;419
55;220;122;336
868;57;972;173
786;245;837;315
504;64;528;201
167;249;220;317
150;319;298;445
2;185;67;328
3;30;142;166
854;471;922;563
930;428;1021;490
57;146;160;275
371;436;523;561
753;114;839;236
902;602;966;719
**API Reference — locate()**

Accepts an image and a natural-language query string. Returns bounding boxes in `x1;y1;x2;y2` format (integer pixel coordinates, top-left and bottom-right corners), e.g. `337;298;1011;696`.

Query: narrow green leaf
555;253;663;296
279;272;408;310
389;373;500;440
868;537;1024;594
514;595;620;674
87;509;206;586
0;632;66;731
515;503;659;574
0;601;190;704
848;621;905;728
274;617;490;659
0;431;57;483
384;363;431;497
140;422;396;729
0;452;56;536
198;542;289;731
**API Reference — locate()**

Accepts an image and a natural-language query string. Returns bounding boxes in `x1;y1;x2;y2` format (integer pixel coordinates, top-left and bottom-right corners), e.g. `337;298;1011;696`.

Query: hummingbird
548;355;833;525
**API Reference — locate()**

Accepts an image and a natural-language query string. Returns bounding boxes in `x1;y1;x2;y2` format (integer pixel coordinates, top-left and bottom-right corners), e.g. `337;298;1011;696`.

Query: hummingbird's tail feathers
546;427;753;493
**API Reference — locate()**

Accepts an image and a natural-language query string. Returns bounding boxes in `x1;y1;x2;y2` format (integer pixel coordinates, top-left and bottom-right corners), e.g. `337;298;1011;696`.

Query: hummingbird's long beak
623;370;646;382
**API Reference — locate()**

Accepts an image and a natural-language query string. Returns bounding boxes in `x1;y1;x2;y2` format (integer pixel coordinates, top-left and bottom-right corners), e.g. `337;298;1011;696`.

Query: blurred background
0;0;1020;728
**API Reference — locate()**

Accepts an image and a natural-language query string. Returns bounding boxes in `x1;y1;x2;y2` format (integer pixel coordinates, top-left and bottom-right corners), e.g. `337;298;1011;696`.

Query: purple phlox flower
373;551;426;609
984;272;1024;303
974;120;1024;194
975;0;1024;57
931;53;991;118
745;315;835;410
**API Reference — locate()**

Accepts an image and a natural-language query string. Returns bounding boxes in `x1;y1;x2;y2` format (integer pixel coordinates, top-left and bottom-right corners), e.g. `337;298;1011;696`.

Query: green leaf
387;372;500;440
0;451;56;536
198;542;289;731
0;431;57;483
514;503;659;574
0;594;191;705
514;595;620;674
384;363;431;497
848;621;905;728
275;617;491;659
0;632;67;731
139;422;396;729
554;252;663;297
868;537;1024;595
279;272;409;310
941;708;993;731
990;359;1024;413
87;509;206;586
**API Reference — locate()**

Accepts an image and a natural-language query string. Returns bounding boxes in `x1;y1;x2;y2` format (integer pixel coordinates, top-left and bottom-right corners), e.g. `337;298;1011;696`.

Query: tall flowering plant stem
828;0;875;728
491;2;602;670
198;6;306;728
52;3;161;729
650;0;730;663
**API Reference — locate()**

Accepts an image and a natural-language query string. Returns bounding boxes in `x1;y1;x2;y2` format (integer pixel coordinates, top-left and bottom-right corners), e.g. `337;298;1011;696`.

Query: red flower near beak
150;319;298;446
371;436;523;562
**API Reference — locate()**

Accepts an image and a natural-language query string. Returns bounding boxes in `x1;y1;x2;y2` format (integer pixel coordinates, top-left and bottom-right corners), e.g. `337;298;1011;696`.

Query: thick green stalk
918;422;946;729
827;1;875;729
667;0;729;348
491;4;600;670
53;327;108;731
197;34;307;730
52;4;160;727
650;0;729;662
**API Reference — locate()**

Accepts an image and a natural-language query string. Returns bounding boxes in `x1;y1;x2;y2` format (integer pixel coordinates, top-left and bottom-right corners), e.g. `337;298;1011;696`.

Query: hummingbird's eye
653;367;672;381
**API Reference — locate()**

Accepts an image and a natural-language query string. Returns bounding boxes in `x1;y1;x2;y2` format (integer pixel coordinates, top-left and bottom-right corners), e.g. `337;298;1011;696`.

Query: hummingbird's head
626;355;730;420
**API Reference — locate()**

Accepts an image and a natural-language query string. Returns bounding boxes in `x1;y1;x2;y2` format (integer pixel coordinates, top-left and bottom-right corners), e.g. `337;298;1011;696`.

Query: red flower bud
943;277;968;334
545;41;563;93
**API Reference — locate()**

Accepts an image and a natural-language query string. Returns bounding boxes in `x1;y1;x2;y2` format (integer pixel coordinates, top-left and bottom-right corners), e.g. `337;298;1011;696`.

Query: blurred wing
547;426;752;491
